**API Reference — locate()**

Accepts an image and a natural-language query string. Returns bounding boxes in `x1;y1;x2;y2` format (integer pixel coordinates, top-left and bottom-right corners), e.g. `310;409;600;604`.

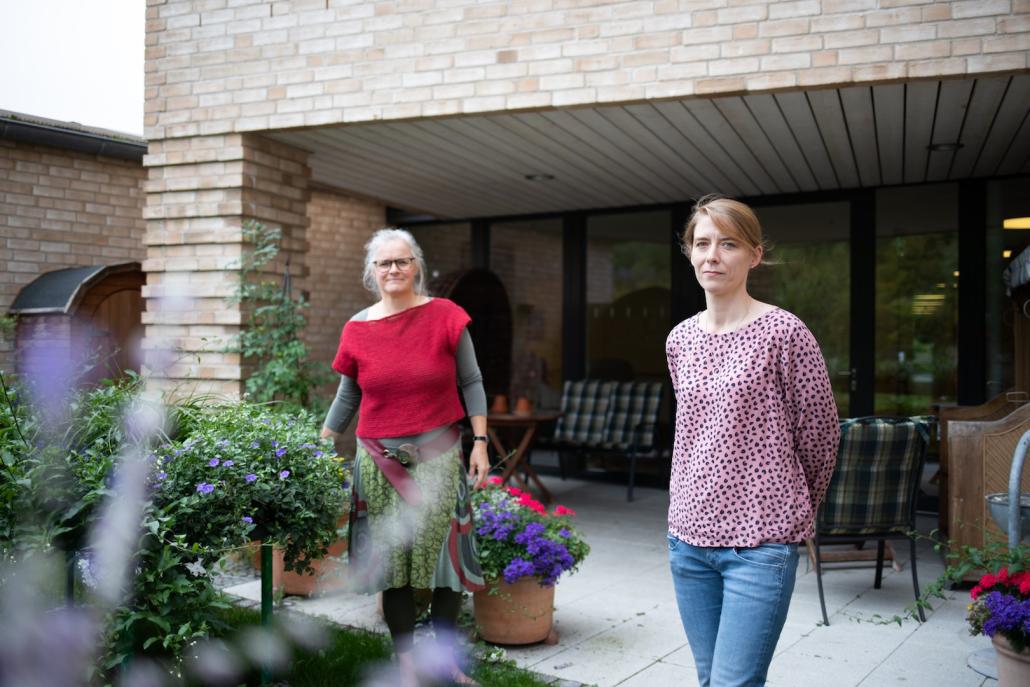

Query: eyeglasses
373;257;416;271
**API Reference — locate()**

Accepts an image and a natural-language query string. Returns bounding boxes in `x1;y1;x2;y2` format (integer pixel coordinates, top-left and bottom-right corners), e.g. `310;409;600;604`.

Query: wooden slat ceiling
269;75;1030;219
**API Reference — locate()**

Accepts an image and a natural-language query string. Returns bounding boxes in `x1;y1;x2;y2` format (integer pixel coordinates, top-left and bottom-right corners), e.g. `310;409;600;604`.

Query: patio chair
551;379;618;478
600;381;665;502
812;416;931;626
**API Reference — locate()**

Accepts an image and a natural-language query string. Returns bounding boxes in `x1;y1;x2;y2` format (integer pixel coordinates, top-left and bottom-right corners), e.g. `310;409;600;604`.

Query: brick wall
302;187;382;382
146;0;1030;140
141;133;310;399
0;139;147;372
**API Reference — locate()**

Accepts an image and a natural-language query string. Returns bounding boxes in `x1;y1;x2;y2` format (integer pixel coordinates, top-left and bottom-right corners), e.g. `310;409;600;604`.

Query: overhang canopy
9;263;142;315
270;74;1030;219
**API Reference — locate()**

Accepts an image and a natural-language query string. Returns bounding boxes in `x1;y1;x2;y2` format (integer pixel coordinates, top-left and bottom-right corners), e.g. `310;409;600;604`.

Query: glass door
750;202;852;416
874;184;959;415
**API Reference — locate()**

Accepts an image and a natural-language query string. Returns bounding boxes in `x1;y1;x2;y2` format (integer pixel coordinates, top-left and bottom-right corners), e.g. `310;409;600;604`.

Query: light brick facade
138;0;1030;400
302;188;382;373
145;0;1029;140
0;139;147;372
141;133;310;398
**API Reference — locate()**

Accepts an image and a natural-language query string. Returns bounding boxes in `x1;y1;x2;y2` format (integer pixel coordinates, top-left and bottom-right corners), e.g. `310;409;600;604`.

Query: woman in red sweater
321;228;490;687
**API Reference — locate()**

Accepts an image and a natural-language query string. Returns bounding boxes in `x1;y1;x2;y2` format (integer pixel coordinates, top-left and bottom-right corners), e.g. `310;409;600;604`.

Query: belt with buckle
357;425;462;505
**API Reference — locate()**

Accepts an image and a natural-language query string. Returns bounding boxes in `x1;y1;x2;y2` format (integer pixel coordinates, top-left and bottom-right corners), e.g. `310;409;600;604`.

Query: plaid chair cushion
817;417;930;536
554;380;616;445
602;381;663;450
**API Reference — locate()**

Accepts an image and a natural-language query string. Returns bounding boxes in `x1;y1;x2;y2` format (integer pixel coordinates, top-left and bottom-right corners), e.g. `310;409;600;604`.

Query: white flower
185;560;207;577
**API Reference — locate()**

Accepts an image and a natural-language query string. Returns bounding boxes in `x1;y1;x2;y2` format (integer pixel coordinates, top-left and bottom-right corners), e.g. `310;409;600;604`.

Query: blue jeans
668;535;798;687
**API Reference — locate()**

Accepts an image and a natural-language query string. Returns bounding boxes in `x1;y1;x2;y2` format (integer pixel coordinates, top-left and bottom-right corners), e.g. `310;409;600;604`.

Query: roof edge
0;110;146;161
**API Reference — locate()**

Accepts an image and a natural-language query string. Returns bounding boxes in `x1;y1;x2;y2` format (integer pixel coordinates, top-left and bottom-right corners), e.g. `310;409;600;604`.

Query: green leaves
226;220;331;410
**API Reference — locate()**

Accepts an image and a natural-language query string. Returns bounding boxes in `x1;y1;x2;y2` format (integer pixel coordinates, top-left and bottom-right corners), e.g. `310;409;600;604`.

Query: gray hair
362;227;428;297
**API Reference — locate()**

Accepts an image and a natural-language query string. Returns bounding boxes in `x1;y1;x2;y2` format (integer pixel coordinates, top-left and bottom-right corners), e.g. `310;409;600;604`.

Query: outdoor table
487;411;562;504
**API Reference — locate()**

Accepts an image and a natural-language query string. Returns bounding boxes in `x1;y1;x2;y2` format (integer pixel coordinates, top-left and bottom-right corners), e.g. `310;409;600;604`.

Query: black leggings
381;586;463;652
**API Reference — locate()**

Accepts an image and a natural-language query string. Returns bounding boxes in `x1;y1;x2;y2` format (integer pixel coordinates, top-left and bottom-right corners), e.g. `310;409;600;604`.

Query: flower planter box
473;577;559;645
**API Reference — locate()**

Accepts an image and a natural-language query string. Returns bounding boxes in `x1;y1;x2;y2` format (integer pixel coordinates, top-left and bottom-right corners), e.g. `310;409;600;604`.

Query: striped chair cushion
818;417;930;536
554;380;616;445
602;381;663;450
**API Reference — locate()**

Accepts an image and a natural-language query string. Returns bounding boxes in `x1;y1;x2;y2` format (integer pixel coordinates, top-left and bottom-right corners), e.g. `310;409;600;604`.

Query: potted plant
155;402;349;588
470;478;590;645
917;537;1030;686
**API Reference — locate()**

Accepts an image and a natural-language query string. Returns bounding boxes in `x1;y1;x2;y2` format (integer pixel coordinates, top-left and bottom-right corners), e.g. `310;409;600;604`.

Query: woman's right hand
320;426;338;440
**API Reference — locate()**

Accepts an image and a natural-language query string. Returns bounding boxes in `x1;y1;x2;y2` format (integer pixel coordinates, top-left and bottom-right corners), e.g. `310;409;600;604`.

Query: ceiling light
927;142;963;152
524;173;555;181
1003;217;1030;230
1003;250;1013;259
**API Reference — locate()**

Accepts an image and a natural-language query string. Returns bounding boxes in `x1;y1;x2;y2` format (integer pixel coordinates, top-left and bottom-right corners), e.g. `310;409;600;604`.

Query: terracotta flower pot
473;577;557;645
993;634;1030;686
248;516;349;596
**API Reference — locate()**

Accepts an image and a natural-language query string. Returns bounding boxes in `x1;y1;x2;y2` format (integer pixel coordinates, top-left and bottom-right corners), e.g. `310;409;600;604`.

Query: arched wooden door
73;270;146;380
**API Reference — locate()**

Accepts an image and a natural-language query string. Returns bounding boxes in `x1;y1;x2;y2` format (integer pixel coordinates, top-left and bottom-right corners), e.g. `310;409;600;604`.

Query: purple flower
245;473;257;483
275;447;287;458
279;470;290;480
242;516;253;524
250;441;260;449
222;460;234;468
558;528;571;538
208;458;220;467
156;472;168;481
313;450;324;458
502;558;535;584
301;443;317;450
982;591;1030;638
196;482;215;494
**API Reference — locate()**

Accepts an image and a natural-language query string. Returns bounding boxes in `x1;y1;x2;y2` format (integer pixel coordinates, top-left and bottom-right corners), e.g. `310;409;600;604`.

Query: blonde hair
362;228;428;296
681;194;768;264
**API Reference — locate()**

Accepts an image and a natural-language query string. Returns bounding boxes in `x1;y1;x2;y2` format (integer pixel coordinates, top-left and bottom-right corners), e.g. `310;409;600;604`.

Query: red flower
554;505;576;517
516;492;546;514
488;476;503;485
506;486;525;497
979;573;998;590
971;585;983;600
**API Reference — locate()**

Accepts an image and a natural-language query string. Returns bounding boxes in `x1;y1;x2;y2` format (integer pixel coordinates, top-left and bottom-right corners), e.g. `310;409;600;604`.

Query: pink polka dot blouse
666;308;840;548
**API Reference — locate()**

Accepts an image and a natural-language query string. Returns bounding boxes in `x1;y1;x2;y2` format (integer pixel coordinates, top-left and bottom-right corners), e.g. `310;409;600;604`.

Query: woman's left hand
467;441;490;488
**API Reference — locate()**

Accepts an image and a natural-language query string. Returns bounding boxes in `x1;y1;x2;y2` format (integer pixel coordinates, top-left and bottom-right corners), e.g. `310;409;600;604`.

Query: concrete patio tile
858;633;993;687
766;643;881;687
612;660;701;686
573;613;688;662
659;643;696;668
522;644;660;687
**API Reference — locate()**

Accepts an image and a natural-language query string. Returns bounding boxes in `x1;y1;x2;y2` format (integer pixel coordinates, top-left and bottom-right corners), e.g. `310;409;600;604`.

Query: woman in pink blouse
666;195;840;686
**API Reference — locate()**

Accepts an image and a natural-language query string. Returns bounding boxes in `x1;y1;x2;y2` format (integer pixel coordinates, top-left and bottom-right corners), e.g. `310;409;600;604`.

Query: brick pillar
141;133;310;399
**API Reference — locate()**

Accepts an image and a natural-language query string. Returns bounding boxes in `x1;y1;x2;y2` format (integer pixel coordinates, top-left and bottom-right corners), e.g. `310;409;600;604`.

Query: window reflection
586;211;671;383
491;219;564;410
751;202;851;416
986;178;1030;398
875;184;958;415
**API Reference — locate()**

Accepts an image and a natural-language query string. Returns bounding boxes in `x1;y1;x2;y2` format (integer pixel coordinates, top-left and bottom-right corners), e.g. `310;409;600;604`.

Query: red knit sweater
331;298;470;438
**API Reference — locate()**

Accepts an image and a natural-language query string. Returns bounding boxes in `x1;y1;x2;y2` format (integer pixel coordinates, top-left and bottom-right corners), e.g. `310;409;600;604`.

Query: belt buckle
396;443;419;466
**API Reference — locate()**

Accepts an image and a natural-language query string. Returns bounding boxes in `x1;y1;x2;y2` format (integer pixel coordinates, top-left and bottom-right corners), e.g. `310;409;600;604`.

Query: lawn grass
213;604;554;687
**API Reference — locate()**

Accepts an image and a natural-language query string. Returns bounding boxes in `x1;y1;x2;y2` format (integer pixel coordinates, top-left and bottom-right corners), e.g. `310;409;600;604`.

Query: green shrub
153;401;349;574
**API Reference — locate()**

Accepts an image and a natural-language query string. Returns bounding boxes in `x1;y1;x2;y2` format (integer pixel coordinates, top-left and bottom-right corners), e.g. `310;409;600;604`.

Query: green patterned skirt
347;433;485;594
